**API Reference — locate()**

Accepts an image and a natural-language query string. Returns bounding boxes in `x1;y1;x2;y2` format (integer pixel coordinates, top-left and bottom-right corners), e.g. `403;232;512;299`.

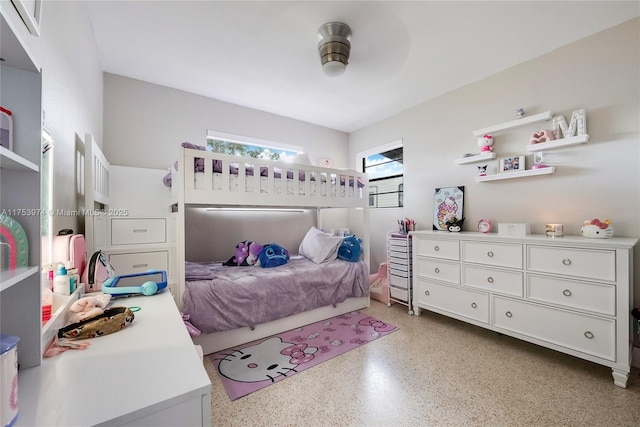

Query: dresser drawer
108;251;168;275
389;265;410;278
388;238;410;249
462;241;523;269
415;279;489;324
415;258;460;284
388;254;410;266
389;273;411;289
527;246;616;282
390;286;409;301
462;265;523;297
526;274;615;316
414;238;459;260
493;296;615;361
111;218;167;245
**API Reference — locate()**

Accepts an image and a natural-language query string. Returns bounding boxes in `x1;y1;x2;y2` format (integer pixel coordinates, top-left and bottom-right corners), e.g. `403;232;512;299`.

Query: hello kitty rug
209;311;397;400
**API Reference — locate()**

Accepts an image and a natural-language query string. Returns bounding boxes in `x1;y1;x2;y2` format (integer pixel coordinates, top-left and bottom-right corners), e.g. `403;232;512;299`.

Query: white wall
102;73;350;171
3;1;104;234
349;18;640;305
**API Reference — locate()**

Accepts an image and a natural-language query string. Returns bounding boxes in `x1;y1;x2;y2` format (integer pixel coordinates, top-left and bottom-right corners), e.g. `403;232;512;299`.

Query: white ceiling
85;1;639;133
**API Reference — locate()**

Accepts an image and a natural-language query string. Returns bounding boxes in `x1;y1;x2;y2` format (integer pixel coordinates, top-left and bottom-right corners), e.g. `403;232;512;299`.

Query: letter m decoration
552;109;586;139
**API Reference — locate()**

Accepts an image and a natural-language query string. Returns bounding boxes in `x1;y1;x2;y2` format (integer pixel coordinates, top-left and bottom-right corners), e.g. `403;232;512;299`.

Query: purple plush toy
223;240;264;266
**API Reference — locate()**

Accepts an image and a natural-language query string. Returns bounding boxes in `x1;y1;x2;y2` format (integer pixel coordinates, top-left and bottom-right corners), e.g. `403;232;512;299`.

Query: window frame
357;139;404;209
206;130;303;161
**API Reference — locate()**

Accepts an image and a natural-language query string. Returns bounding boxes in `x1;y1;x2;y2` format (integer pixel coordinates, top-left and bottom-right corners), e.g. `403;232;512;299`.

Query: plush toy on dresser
580;218;614;238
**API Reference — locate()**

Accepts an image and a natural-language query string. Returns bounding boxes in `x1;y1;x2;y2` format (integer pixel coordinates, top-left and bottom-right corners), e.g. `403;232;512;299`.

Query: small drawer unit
111;218;167;246
386;232;413;314
108;250;169;275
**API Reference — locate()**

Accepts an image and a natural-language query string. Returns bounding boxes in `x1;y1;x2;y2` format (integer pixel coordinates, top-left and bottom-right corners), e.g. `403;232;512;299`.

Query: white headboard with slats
82;133;110;255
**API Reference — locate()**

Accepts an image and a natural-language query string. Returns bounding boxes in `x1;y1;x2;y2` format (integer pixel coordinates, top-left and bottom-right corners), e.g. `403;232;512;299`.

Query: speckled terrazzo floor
203;300;640;427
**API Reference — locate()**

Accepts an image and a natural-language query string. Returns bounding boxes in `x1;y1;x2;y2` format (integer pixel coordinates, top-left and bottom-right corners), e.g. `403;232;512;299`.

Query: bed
169;144;371;355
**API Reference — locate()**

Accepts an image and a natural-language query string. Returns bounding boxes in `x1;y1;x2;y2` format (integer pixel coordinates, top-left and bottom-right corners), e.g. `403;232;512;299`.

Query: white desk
16;291;212;426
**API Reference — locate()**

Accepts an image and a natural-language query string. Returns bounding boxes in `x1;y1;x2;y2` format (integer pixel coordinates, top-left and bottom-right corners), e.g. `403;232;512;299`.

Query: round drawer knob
471;302;477;309
562;258;572;266
434;267;440;274
424;290;430;296
434;246;440;251
584;331;594;339
562;289;572;297
487;277;494;284
505;311;513;318
487;251;494;257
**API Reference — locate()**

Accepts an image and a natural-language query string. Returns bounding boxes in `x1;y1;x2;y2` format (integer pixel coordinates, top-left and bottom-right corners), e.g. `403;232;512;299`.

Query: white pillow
299;227;343;264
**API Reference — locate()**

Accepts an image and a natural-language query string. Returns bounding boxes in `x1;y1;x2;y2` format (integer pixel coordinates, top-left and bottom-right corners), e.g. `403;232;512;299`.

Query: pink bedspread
182;256;369;334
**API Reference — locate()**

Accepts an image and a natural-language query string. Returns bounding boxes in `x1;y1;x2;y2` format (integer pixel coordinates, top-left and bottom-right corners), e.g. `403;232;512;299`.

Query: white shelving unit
527;134;589;152
453;152;497;165
461;110;589;182
475;167;556;182
0;9;43;369
387;232;413;314
472;111;552;136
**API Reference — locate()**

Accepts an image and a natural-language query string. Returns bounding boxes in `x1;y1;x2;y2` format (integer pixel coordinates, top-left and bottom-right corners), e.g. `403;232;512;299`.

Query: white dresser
411;230;637;388
387;232;413;314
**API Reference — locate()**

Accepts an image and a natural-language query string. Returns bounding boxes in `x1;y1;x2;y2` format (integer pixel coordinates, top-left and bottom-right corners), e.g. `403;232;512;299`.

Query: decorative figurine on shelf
530;129;555;145
532;152;547;169
478;134;493;153
580;218;614;239
446;217;464;232
477;165;487;176
516;108;525;119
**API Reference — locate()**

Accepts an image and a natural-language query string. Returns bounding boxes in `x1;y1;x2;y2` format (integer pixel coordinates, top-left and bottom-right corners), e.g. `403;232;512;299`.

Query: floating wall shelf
472;111;553;137
453;152;497;165
526;134;589;152
475;167;556;182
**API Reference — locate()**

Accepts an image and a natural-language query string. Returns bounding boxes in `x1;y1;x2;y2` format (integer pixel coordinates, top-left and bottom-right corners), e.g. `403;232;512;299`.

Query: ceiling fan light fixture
317;22;351;77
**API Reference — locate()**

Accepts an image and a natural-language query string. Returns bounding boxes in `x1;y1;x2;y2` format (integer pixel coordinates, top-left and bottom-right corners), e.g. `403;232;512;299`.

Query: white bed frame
81;133;110;254
84;144;371;356
172;147;371;355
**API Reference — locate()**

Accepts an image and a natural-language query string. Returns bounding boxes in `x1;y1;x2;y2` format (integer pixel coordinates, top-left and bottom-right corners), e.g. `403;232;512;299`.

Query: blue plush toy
258;243;290;268
337;235;362;262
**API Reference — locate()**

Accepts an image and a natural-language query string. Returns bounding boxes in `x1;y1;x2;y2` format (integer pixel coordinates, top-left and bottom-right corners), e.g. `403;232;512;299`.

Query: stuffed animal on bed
258;243;290;268
337;235;362;262
223;240;264;266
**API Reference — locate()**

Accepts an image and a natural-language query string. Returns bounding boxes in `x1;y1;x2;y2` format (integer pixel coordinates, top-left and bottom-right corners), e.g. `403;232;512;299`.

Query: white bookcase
0;10;43;369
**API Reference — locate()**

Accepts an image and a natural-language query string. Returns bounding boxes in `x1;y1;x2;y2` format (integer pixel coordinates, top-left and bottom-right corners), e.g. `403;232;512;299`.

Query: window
359;140;403;208
206;130;301;161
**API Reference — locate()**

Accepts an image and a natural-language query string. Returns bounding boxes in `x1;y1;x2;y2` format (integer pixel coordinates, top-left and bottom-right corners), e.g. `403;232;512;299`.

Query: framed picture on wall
499;155;525;173
433;186;464;231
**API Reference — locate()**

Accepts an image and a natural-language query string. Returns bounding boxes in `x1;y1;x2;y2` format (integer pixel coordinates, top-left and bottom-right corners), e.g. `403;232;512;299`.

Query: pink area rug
209;311;397;400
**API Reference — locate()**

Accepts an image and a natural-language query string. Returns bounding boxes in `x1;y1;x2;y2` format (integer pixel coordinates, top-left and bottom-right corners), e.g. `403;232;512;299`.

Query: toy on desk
68;293;112;323
101;270;167;296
